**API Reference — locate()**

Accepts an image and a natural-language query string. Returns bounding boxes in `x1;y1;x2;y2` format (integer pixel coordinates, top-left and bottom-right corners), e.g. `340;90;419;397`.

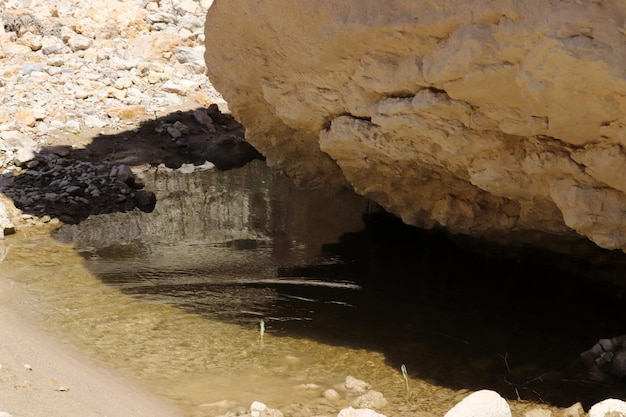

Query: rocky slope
204;0;626;252
0;0;264;230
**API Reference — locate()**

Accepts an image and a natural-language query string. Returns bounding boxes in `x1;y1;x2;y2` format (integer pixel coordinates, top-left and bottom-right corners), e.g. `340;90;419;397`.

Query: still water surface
1;161;624;416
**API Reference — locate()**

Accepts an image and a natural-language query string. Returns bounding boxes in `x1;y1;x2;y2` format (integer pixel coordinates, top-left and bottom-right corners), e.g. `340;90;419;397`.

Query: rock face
204;1;626;251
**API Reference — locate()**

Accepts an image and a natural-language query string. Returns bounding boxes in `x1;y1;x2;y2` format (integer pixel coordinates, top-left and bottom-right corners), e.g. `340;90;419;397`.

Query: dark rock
115;164;135;185
201;136;264;171
581;336;626;381
134;190;156;212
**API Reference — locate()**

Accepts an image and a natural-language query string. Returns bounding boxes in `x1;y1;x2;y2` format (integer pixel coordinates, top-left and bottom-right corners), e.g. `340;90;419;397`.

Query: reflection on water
1;161;626;416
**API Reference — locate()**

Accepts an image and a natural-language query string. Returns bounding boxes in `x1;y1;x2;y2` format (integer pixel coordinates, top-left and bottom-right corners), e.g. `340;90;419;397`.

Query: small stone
162;79;197;96
26;160;39;168
353;390;388;410
22;63;43;75
250;401;283;417
74;90;91;100
162;80;185;95
174;46;204;64
63;120;81;134
114;77;133;90
47;57;65;67
68;34;92;51
44;193;61;202
337;407;386;417
250;401;267;417
24;364;32;371
147;71;161;84
167;126;182;138
55;386;70;392
84;115;106;128
599;339;617;351
41;41;69;55
177;163;195;174
108;87;127;100
0;200;15;239
193;109;214;127
106;105;147;120
589;399;626;417
323;388;341;401
16;110;37;128
444;390;511;417
345;376;371;394
173;121;190;134
32;106;47;120
134;190;156;212
563;402;584;417
17;32;42;51
116;165;135;185
160;92;183;106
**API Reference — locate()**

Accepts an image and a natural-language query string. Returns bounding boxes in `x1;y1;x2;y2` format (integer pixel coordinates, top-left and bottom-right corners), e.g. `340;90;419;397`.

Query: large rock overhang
204;0;626;252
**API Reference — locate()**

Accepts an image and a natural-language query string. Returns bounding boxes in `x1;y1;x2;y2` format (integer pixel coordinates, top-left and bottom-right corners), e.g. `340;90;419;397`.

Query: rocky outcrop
204;1;626;251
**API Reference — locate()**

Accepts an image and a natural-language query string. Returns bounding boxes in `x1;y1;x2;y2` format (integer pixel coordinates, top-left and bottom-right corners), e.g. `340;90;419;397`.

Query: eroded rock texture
204;1;626;250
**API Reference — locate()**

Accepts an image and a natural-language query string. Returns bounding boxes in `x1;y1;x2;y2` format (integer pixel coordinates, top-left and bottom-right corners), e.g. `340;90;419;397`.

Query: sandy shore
0;277;184;417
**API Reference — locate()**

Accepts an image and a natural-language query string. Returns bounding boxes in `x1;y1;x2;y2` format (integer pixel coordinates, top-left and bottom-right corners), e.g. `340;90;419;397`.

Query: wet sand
0;277;183;417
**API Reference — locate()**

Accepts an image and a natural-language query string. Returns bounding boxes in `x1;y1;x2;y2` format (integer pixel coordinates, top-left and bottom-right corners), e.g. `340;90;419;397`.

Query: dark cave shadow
272;214;626;409
0;105;263;224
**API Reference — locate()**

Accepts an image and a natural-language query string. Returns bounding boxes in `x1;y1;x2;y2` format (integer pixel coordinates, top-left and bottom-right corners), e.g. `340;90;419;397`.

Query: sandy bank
0;277;183;417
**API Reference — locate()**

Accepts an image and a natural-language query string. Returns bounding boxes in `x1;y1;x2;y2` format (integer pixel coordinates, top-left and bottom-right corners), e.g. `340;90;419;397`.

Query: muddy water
1;161;625;416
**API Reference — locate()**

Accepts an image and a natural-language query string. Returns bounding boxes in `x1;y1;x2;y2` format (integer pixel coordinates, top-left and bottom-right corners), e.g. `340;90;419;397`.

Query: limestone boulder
204;0;626;250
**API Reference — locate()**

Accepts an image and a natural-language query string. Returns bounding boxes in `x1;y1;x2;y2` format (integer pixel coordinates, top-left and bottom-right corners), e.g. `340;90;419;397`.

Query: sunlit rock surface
204;1;626;251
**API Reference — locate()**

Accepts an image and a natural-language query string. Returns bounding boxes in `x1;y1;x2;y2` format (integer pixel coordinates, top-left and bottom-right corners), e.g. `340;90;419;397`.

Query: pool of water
1;161;625;416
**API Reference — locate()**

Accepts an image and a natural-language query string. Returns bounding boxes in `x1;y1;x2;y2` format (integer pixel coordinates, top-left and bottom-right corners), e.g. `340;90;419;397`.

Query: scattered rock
352;391;388;410
106;105;148;120
0;198;16;239
344;376;371;394
443;390;511;417
589;399;626;417
250;401;284;417
200;135;264;170
0;0;224;141
581;336;626;381
115;164;135;185
323;389;341;401
337;406;386;417
68;34;92;51
193;109;214;127
563;403;585;417
15;109;36;127
134;190;156;213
